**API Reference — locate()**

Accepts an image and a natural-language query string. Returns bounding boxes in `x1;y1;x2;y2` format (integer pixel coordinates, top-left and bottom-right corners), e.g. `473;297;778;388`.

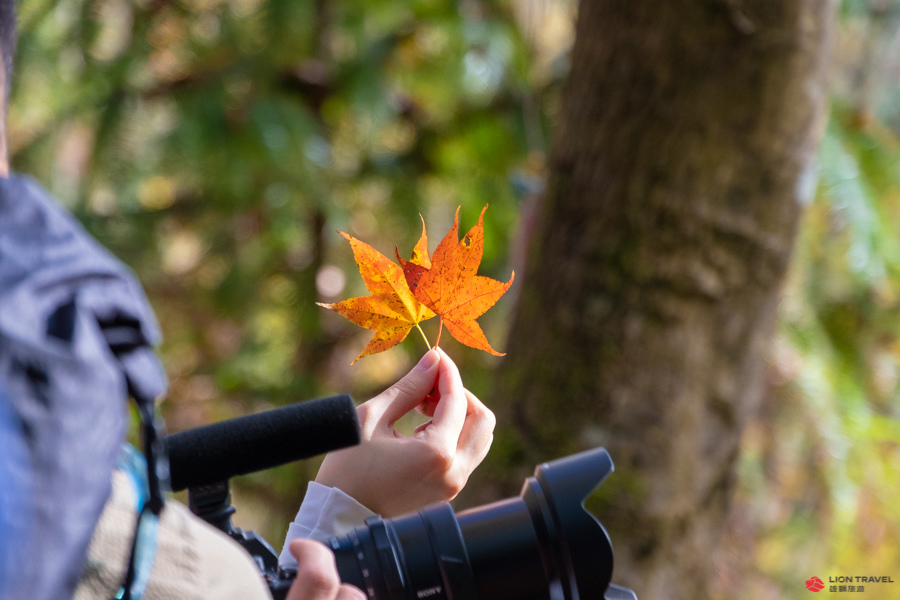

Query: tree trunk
467;2;834;598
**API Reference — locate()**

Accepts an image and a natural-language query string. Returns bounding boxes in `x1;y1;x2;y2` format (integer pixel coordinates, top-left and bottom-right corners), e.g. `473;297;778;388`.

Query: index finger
423;348;468;446
287;541;367;600
456;388;494;465
288;539;341;600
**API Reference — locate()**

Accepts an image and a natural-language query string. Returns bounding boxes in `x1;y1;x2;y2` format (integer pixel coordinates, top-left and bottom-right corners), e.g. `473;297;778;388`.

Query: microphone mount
188;480;236;534
188;478;292;595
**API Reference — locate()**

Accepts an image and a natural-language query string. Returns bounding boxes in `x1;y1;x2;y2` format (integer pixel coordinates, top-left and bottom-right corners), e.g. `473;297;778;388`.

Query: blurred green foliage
10;0;569;540
8;0;900;594
722;3;900;596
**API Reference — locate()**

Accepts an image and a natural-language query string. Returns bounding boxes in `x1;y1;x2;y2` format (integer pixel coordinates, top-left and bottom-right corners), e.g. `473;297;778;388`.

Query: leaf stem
415;322;431;350
434;318;443;350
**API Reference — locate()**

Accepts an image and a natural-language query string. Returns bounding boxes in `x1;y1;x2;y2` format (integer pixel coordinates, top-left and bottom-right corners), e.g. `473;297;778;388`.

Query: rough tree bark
466;2;834;599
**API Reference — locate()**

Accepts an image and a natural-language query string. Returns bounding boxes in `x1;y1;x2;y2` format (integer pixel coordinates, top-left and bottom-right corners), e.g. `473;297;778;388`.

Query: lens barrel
331;504;478;600
330;447;627;600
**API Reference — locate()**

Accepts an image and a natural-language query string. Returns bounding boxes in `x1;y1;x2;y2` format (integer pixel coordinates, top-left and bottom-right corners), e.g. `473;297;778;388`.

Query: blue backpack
0;174;168;600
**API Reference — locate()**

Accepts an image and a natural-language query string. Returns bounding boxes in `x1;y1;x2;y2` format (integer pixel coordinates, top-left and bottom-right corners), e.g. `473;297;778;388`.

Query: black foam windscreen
166;394;360;491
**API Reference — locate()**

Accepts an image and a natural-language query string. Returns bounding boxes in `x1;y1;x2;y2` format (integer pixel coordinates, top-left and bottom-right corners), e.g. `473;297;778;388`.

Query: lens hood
525;446;616;599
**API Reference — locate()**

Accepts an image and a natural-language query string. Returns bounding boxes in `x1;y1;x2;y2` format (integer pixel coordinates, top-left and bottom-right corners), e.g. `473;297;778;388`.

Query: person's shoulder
75;471;271;600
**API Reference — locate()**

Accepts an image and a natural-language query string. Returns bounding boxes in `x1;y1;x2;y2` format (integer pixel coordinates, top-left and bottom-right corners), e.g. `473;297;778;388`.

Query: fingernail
416;349;440;370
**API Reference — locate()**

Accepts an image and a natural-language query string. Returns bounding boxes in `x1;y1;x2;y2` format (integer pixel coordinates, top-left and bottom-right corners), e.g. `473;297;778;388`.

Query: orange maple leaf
318;222;434;364
398;205;514;355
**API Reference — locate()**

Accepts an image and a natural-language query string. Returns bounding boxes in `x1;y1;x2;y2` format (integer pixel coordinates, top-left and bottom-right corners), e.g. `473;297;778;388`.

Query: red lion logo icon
805;576;825;592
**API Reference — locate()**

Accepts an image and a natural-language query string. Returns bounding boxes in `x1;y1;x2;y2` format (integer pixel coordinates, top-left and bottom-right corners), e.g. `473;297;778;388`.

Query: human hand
285;539;365;600
314;348;495;517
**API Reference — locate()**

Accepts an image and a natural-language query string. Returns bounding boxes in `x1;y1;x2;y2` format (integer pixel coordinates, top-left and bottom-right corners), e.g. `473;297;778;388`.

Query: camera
190;447;636;600
326;446;636;600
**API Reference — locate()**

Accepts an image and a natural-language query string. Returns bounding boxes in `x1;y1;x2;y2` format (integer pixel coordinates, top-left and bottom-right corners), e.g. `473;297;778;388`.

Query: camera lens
330;447;628;600
330;504;477;600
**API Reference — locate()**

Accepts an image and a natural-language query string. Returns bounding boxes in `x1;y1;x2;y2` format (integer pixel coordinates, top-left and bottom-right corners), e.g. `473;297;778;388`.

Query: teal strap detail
114;444;160;600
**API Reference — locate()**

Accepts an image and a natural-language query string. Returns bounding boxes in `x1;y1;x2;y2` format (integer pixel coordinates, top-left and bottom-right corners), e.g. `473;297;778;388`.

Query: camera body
196;447;637;600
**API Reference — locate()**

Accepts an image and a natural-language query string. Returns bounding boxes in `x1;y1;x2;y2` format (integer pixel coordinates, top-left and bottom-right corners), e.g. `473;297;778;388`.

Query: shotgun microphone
165;394;360;491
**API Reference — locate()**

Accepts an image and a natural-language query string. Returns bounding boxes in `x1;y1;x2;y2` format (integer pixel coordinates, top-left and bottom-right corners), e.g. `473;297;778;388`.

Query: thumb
373;349;440;425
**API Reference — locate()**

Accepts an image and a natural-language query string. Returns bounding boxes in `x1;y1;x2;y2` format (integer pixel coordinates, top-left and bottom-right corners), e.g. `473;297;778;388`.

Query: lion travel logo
806;577;825;592
805;574;895;593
